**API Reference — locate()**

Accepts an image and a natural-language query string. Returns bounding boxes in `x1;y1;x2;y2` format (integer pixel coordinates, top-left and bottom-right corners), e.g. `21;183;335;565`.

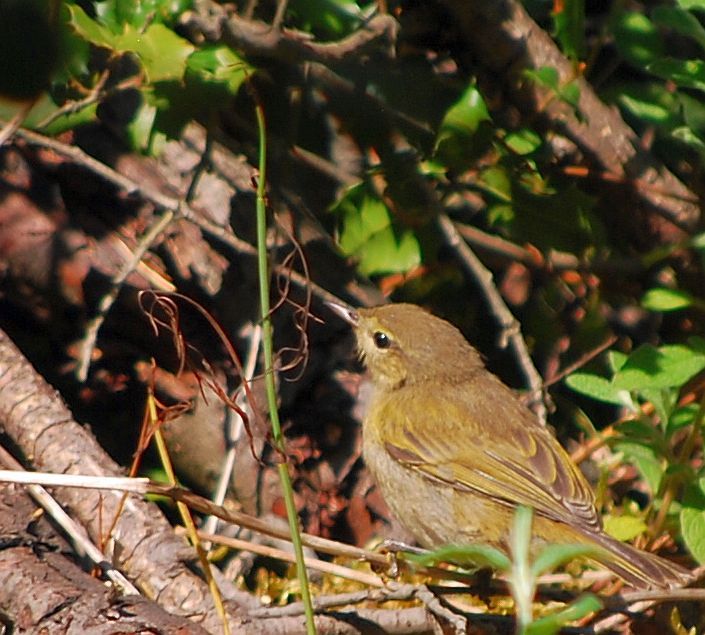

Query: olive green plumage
333;302;692;590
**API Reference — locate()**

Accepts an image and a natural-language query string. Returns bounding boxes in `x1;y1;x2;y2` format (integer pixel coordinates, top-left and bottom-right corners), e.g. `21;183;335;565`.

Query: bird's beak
325;301;359;326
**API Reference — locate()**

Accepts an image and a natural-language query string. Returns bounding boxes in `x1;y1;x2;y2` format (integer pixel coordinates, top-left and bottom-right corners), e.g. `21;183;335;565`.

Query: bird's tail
587;530;693;590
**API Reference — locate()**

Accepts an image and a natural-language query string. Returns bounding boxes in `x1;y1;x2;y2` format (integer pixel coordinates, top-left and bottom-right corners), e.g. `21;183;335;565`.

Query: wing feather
374;373;600;533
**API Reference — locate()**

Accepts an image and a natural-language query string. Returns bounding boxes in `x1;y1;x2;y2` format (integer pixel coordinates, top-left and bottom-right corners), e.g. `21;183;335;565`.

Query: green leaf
612;11;664;68
565;372;635;408
642;288;695;311
672;125;705;155
525;595;602;635
653;6;705;51
613;343;705;391
64;3;117;49
288;0;362;39
434;84;492;169
331;183;421;276
64;4;194;82
524;66;560;90
115;23;194;82
505;128;542;155
408;543;512;571
680;480;705;564
603;514;648;541
96;0;192;30
186;46;249;94
611;82;680;128
532;544;605;577
647;58;705;92
614;440;664;493
552;0;586;61
607;350;628;373
667;403;700;438
680;0;705;11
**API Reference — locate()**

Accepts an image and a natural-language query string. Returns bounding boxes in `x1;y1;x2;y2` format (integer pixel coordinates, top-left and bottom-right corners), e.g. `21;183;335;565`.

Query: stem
253;94;317;635
149;394;231;635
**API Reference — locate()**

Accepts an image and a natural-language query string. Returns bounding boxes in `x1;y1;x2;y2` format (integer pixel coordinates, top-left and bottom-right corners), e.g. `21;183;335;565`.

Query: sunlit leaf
613;343;705;391
614;440;664;493
408;543;511;571
525;595;602;635
603;514;648;541
331;183;421;276
532;544;604;577
681;479;705;564
642;288;695;311
647;58;705;92
653;5;705;51
612;11;664;68
553;0;586;61
565;372;635;408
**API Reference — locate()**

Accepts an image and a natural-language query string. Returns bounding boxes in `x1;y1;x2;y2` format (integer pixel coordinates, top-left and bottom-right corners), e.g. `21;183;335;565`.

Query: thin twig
13;127;359;310
75;209;177;381
180;527;385;588
0;447;140;595
202;323;262;540
436;213;547;423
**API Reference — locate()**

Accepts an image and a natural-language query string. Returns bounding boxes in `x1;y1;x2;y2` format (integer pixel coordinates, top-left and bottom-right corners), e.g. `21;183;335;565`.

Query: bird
328;301;693;590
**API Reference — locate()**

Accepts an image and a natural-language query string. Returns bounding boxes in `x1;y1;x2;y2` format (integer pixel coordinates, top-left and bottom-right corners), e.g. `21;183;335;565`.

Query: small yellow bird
329;302;692;590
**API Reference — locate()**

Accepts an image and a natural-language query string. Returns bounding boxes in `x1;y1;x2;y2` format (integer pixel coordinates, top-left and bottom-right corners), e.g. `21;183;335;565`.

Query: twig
0;447;140;595
436;212;547;423
184;3;399;65
179;527;385;588
74;209;177;381
252;90;317;635
13;126;360;311
0;103;34;146
202;323;262;540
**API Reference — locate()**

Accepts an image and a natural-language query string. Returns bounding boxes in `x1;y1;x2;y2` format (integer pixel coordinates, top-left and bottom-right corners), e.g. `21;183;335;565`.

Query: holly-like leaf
64;4;194;82
331;183;421;276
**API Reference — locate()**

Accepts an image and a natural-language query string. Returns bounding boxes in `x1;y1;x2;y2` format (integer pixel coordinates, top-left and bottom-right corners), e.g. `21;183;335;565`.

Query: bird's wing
377;375;600;533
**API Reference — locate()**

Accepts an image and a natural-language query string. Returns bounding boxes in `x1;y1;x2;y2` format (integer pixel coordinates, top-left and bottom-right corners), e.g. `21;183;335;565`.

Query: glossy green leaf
524;66;560;90
647;58;705;92
653;6;705;50
615;82;680;126
612;11;664;68
435;84;492;169
116;24;194;82
186;46;249;94
642;288;695;311
505;128;542;155
64;4;194;82
553;0;585;60
288;0;362;39
679;0;705;10
332;183;421;276
96;0;192;30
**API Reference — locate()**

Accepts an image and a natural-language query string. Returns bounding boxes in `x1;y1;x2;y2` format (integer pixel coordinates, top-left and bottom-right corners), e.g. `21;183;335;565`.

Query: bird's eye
373;331;391;349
